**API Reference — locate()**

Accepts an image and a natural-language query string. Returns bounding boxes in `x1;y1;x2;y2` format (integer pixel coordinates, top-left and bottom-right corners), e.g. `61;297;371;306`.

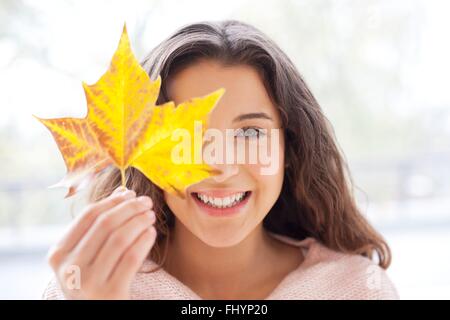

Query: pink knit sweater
42;232;399;300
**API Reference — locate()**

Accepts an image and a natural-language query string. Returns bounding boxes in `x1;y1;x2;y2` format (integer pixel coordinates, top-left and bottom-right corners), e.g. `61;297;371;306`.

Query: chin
193;225;250;248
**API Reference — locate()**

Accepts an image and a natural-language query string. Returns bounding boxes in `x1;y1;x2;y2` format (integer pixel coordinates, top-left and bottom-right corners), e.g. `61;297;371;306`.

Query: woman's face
164;59;284;247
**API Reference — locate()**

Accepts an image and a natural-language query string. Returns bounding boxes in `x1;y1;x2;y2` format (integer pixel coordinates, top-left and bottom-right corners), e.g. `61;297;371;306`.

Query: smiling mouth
191;191;252;209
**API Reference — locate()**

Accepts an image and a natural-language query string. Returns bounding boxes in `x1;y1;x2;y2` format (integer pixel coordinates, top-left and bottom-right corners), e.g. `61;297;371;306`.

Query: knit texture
42;232;399;300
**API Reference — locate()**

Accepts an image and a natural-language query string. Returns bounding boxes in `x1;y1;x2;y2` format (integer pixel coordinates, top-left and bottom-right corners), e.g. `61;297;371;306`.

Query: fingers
47;187;136;268
70;195;154;266
91;210;156;283
111;186;127;195
109;226;157;287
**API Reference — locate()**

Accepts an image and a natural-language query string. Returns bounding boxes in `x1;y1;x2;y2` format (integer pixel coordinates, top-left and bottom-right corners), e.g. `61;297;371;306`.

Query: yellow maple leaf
31;116;112;198
33;24;224;198
131;90;225;198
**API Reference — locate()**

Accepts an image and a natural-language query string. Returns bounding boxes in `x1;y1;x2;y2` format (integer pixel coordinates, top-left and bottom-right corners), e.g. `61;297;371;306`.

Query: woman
43;20;398;300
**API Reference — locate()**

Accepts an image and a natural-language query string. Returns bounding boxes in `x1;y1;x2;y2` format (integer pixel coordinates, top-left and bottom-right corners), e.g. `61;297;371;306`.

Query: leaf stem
120;168;126;187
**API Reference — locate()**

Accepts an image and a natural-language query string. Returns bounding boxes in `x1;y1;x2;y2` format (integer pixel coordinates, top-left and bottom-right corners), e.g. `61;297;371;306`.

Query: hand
47;186;157;299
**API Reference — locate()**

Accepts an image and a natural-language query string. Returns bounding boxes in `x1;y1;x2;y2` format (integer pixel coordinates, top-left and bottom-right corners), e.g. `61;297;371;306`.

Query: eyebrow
232;112;273;123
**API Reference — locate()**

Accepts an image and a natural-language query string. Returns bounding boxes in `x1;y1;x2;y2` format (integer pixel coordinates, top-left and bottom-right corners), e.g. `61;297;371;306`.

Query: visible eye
234;127;266;139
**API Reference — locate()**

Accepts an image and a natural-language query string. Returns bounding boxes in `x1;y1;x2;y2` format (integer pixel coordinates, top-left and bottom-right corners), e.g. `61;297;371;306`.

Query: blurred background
1;0;449;299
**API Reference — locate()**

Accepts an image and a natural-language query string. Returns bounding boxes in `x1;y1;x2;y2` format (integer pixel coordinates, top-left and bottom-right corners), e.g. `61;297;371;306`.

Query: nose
209;163;239;183
202;130;240;183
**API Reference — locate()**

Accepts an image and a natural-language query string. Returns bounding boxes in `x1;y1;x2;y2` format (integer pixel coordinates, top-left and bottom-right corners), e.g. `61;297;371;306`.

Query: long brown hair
87;20;391;269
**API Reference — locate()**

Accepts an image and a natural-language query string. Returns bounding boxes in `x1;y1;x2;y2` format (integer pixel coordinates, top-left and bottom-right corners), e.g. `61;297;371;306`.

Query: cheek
164;193;191;220
251;166;284;191
246;160;284;207
247;139;285;207
245;137;285;182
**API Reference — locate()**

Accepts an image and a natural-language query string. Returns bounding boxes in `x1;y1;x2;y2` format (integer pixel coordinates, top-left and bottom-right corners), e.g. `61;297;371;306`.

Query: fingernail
147;210;155;220
112;186;127;194
137;196;152;208
122;189;136;198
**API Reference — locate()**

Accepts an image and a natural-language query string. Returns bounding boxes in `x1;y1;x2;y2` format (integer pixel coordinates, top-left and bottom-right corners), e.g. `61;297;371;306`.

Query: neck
163;220;275;296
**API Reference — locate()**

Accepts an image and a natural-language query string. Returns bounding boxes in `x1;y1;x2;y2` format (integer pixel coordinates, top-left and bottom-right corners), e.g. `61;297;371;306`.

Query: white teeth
223;197;231;206
195;192;248;208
